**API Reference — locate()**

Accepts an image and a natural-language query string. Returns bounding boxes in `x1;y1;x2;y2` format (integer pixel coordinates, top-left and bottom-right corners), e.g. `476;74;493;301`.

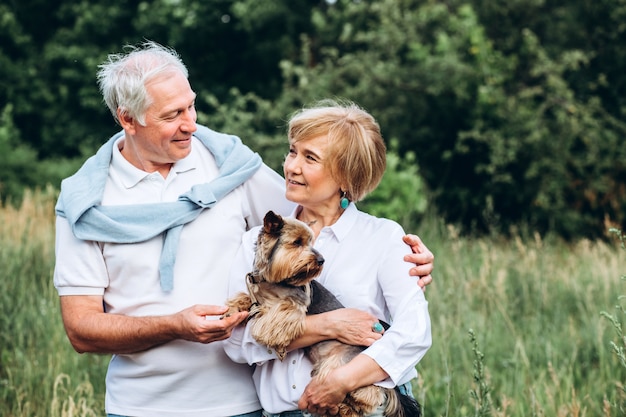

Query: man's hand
403;234;434;289
178;305;248;344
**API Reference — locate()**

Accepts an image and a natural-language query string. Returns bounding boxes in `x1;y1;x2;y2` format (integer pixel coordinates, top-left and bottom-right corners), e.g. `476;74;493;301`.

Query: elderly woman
225;100;432;417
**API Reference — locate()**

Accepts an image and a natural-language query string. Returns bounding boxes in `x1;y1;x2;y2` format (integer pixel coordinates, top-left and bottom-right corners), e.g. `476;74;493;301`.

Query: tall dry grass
0;188;107;417
0;190;625;416
418;222;626;416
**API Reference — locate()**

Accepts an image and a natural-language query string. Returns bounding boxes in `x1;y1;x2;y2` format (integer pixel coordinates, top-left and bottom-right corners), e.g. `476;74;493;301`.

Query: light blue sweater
55;124;262;291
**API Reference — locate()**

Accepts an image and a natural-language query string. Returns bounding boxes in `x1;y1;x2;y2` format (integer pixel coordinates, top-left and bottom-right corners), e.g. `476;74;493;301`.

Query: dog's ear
263;211;284;235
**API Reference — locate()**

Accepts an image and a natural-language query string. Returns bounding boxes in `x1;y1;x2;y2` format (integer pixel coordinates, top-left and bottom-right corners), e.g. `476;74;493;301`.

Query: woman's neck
296;205;345;237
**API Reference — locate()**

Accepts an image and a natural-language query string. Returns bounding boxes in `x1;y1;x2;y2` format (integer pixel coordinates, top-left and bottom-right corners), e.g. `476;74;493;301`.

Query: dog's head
253;211;325;286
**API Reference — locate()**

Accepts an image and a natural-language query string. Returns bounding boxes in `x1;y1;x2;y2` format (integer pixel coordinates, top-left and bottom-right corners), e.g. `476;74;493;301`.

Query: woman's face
283;135;342;209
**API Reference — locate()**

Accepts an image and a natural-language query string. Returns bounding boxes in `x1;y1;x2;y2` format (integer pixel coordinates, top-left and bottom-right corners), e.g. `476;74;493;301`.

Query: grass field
1;189;625;416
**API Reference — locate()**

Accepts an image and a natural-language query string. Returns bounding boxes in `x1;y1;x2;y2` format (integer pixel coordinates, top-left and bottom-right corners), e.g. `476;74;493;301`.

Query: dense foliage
1;0;625;238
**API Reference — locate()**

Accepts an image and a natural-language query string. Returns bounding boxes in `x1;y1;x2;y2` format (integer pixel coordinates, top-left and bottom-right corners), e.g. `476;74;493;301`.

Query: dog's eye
293;238;303;246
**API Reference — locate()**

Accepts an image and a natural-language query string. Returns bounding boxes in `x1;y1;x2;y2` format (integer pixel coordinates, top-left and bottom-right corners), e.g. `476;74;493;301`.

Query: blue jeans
262;411;311;417
108;411;262;417
367;382;415;417
398;380;415;398
260;383;414;417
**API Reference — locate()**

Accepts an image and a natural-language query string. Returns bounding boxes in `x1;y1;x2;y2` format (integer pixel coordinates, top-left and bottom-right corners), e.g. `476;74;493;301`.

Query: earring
340;191;349;209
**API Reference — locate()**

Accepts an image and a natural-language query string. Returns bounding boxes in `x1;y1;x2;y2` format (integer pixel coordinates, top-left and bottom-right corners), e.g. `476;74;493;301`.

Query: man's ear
117;108;137;134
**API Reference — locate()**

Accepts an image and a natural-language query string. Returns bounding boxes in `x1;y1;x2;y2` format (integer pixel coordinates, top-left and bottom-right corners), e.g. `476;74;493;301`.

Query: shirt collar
291;202;358;242
111;136;198;189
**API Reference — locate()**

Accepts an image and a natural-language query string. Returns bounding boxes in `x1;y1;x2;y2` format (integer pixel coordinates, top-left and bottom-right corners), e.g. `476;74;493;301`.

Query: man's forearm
61;299;179;354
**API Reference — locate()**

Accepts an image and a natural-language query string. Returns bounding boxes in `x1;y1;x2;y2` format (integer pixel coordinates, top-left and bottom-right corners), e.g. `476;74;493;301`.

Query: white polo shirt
54;136;294;417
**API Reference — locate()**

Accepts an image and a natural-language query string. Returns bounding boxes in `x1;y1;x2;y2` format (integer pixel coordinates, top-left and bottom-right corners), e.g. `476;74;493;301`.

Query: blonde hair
287;99;386;202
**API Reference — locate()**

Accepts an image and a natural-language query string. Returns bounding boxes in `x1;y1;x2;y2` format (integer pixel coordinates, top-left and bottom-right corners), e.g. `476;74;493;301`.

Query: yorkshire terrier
225;210;421;417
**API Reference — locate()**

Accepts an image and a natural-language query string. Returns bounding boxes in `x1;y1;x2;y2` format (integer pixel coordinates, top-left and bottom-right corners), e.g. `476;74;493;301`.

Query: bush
359;143;427;230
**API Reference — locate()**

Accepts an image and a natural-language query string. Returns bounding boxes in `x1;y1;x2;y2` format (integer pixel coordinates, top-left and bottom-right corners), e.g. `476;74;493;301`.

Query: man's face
122;70;197;173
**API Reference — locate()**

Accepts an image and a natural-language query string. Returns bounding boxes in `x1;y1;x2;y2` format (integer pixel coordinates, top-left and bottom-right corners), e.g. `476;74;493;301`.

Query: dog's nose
313;248;325;265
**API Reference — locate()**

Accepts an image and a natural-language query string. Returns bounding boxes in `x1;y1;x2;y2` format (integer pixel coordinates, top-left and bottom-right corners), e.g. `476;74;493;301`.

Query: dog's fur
225;211;421;417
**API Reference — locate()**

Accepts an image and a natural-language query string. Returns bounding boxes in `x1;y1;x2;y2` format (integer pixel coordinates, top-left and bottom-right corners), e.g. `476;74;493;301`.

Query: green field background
1;189;625;417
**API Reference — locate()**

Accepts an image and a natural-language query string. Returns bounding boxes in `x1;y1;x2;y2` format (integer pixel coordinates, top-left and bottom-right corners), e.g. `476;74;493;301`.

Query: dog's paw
220;306;240;319
252;328;293;358
224;293;253;315
340;386;383;417
275;348;287;361
251;314;306;360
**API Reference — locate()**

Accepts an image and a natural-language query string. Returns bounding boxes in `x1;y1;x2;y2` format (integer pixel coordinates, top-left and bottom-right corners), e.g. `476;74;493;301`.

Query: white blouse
224;203;432;414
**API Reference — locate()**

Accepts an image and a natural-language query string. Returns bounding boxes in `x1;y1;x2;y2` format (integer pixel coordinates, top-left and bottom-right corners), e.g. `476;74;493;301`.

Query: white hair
97;41;188;126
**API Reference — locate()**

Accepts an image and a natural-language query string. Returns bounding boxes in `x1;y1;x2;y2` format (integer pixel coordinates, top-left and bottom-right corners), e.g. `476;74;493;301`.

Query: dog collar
245;273;262;318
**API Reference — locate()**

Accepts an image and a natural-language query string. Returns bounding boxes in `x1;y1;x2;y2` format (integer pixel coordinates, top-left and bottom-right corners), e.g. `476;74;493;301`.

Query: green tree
271;0;626;237
2;0;317;157
2;0;626;237
359;142;427;230
0;105;39;202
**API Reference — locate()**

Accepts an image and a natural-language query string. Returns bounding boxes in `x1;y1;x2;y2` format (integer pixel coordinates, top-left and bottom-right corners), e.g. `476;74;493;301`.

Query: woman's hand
290;308;382;351
298;354;389;415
